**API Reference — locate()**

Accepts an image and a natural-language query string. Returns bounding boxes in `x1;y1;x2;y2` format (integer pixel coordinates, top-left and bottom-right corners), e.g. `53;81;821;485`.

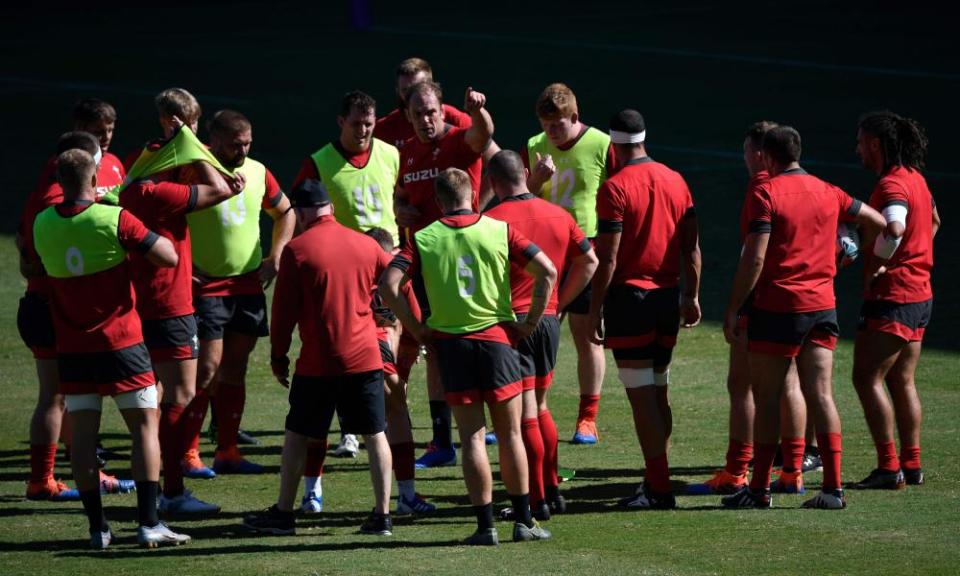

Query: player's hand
271;355;290;388
464;87;486;113
259;256;279;288
680;295;701;328
228;171;246;195
723;309;742;345
588;313;605;346
374;312;399;328
510;320;537;340
868;265;888;287
395;204;421;228
533;152;556;181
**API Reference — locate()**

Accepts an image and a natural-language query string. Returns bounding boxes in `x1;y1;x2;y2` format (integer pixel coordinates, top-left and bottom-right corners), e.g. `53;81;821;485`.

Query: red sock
521;417;545;505
818;433;843;492
876;440;900;472
159;404;186;497
391;441;415;482
725;439;753;477
304;439;327;477
900;445;921;471
30;443;57;483
538;409;559;488
780;437;805;473
216;385;245;452
749;443;778;490
644;453;671;494
182;387;209;454
577;394;600;422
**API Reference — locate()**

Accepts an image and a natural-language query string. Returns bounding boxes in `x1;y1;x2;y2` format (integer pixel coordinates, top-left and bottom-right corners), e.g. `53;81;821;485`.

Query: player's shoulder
371;137;400;158
377;108;402;124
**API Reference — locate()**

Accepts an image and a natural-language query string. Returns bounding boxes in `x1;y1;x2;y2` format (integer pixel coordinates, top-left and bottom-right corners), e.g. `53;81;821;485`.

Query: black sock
510;493;533;527
136;481;160;527
474;502;494;531
545;484;559;501
806;445;820;457
429;401;452;449
79;489;108;533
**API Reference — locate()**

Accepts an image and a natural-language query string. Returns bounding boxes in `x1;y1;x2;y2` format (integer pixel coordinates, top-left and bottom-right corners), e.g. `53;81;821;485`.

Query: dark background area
2;1;956;348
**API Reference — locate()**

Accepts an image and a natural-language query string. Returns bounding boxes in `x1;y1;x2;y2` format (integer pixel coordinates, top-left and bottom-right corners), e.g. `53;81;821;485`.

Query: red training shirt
272;215;388;377
862;166;935;303
485;193;590;314
746;167;860;313
397;126;483;238
389;212;539;345
375;104;472;149
44;201;157;353
596;157;695;289
119;181;199;320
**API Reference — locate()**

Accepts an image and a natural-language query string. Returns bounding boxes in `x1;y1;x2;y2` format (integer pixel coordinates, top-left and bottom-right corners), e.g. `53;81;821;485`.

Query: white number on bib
65;246;84;275
550;168;576;209
457;255;476;297
354;184;384;226
218;193;247;226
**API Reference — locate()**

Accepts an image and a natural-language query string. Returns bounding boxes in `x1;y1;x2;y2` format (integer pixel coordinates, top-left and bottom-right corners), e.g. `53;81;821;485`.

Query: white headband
609;129;646;144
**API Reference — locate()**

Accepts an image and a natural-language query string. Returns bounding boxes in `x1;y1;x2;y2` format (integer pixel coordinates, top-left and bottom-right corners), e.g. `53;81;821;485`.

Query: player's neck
769;161;801;177
338;136;369;156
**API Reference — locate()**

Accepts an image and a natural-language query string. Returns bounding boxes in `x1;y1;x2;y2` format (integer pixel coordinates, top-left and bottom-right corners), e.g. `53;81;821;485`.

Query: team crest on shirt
432;147;441;158
407;157;414;166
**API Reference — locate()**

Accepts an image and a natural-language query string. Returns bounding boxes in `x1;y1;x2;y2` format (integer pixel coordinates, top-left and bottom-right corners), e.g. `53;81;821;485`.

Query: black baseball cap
290;179;331;207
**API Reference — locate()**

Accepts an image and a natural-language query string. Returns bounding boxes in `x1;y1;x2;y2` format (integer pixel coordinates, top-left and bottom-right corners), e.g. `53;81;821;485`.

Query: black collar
625;156;654;166
503;192;535;202
444;208;474;216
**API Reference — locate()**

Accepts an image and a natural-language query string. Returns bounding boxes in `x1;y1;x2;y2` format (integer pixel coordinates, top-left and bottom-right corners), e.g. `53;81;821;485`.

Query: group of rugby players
16;57;937;548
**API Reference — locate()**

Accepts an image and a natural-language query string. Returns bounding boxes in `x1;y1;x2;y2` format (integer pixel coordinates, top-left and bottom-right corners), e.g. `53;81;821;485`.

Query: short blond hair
434;168;472;208
155;87;202;124
396;57;433;80
536;83;578;120
57;149;96;192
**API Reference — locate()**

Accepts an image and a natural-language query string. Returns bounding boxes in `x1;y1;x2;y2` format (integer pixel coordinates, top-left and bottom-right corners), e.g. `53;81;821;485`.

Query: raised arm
463;87;494;154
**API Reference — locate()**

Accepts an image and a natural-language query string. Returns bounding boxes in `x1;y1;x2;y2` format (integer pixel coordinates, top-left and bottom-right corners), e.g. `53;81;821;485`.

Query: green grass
1;234;959;575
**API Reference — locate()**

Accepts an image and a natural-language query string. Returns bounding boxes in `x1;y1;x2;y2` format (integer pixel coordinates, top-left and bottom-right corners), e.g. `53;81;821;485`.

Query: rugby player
72;98;126;197
395;81;494;469
485;151;597;519
691;121;810;496
850;111;940;490
524;83;614;445
588;110;701;510
244;179;394;536
19;130;132;501
722;125;885;510
33;148;188;548
187;109;293;477
121;109;247;514
380;168;557;545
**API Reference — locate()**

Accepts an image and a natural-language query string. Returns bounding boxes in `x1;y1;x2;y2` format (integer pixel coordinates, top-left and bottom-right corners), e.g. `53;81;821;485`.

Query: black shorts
143;314;199;361
285;370;386;437
562;277;592;315
58;343;156;396
194;294;269;340
603;285;680;366
748;307;839;358
516;314;561;390
858;299;932;342
433;337;522;405
17;292;56;359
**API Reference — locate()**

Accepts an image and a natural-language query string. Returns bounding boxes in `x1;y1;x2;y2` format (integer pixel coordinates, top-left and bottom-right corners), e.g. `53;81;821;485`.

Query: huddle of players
17;55;938;547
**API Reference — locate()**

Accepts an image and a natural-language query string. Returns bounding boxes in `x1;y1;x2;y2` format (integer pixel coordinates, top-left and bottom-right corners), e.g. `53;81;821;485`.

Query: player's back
601;158;693;289
285;216;386;375
486;193;584;314
753;169;854;313
863;166;934;302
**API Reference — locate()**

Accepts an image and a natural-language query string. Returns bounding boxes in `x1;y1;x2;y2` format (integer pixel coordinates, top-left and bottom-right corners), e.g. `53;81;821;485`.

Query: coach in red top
850;111;941;490
588;109;701;511
244;179;394;537
723;125;885;511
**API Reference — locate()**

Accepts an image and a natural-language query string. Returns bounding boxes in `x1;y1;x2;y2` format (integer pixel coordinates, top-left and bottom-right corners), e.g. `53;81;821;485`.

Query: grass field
2;2;959;574
1;235;958;575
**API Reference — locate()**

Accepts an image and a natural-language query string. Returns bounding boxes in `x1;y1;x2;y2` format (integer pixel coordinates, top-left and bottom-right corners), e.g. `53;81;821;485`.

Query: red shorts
858;299;932;342
58;343;156;396
748;307;839;358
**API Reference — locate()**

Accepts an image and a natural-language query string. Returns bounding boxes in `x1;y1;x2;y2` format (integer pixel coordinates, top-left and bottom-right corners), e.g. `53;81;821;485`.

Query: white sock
398;479;415;500
303;475;322;497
